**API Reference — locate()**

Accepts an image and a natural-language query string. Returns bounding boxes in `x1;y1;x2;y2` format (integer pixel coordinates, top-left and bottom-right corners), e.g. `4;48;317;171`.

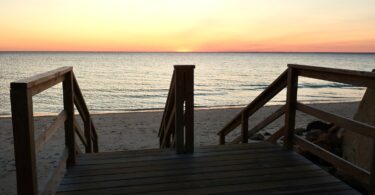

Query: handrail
35;110;67;151
230;105;285;144
158;65;195;154
72;74;98;153
217;63;375;193
293;135;370;185
10;66;99;195
284;64;375;193
218;69;288;144
289;64;375;88
158;71;176;147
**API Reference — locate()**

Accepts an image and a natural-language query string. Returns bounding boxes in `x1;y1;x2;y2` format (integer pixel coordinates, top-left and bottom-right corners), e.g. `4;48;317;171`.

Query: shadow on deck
56;143;358;195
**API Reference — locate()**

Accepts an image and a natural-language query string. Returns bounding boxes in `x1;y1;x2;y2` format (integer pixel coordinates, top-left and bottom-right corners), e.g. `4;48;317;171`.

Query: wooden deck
56;143;359;194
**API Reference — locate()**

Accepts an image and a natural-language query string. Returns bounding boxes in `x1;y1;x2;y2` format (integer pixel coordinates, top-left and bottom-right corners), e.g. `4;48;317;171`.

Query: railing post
63;71;76;166
174;65;195;154
91;122;99;153
84;118;93;153
369;140;375;194
241;111;249;143
219;133;225;145
284;66;298;150
370;69;375;195
10;83;38;195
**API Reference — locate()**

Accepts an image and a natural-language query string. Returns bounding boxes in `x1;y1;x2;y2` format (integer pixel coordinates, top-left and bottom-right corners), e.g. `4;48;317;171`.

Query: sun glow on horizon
176;48;193;52
1;0;375;52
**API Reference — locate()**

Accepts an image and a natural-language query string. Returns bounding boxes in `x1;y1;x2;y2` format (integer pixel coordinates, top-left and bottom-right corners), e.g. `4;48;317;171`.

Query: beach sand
0;101;359;194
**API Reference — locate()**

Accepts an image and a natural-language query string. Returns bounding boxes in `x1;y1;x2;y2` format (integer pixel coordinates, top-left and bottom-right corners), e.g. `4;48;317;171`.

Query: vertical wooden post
174;65;195;154
63;71;76;166
84;118;92;153
241;112;249;143
91;122;99;153
175;67;184;154
184;66;194;153
370;69;375;195
10;83;38;195
370;139;375;195
219;133;225;145
284;66;298;150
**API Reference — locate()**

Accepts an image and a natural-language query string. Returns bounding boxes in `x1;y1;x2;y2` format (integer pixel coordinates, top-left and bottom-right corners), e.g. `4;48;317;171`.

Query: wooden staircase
55;143;358;194
10;64;375;194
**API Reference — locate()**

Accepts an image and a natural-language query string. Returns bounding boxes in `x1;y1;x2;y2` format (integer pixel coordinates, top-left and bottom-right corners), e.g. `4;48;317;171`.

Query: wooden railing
218;64;375;194
158;65;195;154
217;69;288;144
10;66;99;195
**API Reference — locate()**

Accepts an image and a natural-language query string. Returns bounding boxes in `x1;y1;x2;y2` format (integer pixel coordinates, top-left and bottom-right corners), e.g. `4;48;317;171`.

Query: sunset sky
1;0;375;52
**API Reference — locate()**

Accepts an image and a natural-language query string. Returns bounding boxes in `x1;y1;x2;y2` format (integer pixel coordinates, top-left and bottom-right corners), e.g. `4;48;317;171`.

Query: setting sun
176;49;193;52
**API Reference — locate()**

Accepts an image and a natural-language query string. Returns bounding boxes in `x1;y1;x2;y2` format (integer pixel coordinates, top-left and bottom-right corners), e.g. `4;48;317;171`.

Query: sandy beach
0;101;359;194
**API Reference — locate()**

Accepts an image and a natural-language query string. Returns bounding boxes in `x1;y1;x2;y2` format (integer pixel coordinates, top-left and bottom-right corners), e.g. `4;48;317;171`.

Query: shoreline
0;100;360;118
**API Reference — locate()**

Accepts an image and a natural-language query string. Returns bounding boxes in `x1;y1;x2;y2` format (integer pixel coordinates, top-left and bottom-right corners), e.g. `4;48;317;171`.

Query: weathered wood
184;66;194;153
218;69;288;136
73;96;88;122
75;143;83;154
219;133;225;145
68;149;290;174
77;142;277;161
12;66;72;95
158;72;175;137
241;112;249;143
296;102;375;138
30;75;66;96
59;165;324;192
60;164;323;191
57;175;350;195
173;65;195;154
41;147;68;195
289;64;375;89
91;121;99;153
161;107;176;148
35;110;67;151
55;143;358;195
174;66;185;154
232;105;285;144
74;147;281;166
74;148;286;167
10;67;100;195
84;118;92;153
10;83;38;195
72;74;90;119
74;118;87;147
63;71;76;166
294;135;369;185
284;66;298;150
370;139;375;194
66;154;305;179
266;126;285;143
72;74;98;152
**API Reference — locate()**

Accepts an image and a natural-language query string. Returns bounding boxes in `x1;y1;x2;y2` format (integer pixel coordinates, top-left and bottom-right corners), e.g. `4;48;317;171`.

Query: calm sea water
0;52;374;115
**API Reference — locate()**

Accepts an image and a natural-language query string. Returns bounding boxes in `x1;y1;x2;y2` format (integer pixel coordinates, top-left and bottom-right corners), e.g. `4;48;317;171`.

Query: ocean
0;52;374;115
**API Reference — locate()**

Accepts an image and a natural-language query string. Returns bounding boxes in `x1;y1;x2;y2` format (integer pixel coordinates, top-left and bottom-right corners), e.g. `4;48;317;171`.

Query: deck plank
56;142;359;195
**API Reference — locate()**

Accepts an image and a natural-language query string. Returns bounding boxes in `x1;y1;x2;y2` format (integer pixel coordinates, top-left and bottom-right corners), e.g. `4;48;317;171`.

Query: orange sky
1;0;375;52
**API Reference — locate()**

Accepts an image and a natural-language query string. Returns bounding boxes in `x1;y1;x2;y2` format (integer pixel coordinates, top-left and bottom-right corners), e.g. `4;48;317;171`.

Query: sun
176;48;192;52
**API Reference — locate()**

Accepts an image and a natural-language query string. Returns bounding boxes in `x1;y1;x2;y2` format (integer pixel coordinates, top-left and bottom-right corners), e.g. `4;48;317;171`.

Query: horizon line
1;51;375;54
